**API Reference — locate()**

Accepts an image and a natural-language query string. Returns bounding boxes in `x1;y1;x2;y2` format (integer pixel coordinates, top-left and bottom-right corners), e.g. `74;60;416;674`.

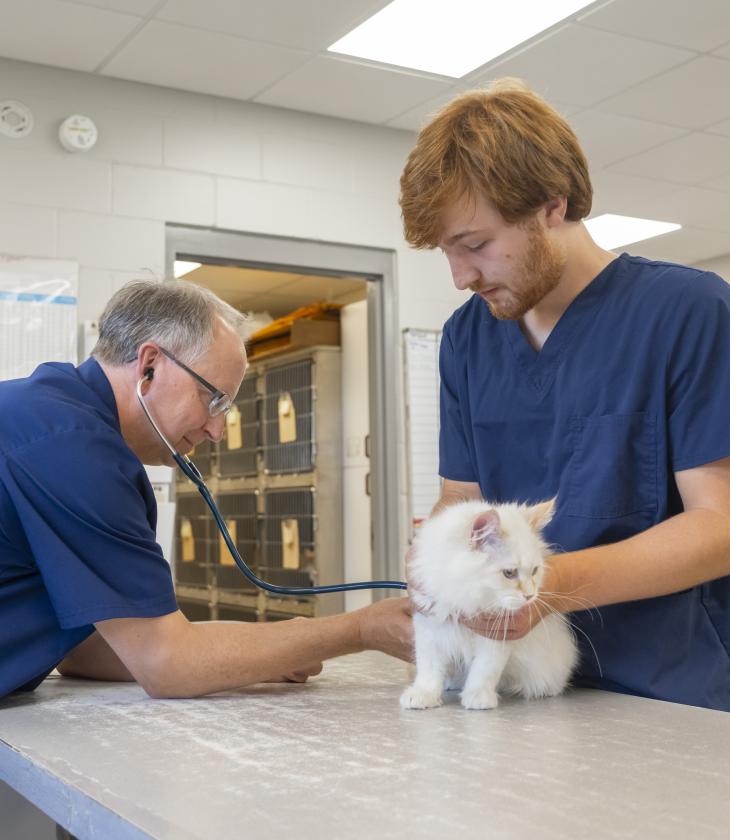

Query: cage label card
226;404;243;450
180;518;195;562
281;518;300;569
278;392;297;443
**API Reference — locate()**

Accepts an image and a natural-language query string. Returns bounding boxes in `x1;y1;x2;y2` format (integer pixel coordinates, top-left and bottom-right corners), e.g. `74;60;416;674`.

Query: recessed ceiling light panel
585;214;681;250
329;0;596;78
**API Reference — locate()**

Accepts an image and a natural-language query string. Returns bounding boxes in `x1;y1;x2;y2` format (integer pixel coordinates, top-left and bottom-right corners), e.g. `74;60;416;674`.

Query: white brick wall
0;57;465;332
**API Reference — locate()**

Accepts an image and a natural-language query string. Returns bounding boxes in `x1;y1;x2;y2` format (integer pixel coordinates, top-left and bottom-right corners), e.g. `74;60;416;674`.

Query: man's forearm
98;609;364;699
95;597;412;699
546;509;730;614
163;612;362;697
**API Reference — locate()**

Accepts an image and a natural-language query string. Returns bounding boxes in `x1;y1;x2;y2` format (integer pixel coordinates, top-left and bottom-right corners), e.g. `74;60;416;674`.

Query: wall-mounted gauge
59;114;98;152
0;100;34;139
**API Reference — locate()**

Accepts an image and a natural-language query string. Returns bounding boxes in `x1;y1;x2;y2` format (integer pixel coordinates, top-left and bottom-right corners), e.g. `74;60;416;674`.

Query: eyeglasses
159;347;233;417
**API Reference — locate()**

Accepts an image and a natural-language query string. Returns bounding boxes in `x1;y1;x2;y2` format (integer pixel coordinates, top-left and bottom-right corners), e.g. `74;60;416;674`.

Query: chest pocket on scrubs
562;412;657;518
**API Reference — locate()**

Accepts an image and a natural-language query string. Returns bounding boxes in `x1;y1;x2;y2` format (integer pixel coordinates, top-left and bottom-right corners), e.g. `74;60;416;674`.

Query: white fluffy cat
401;498;577;710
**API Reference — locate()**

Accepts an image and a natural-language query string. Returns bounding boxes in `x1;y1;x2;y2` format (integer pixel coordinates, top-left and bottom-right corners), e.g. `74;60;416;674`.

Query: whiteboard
0;257;78;381
403;329;442;535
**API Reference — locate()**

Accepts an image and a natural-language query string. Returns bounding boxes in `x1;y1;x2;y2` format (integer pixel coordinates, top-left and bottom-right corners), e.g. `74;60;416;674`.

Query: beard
485;225;566;321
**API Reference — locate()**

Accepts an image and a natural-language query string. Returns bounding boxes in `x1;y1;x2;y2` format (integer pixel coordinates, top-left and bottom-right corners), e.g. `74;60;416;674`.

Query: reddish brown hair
399;78;593;248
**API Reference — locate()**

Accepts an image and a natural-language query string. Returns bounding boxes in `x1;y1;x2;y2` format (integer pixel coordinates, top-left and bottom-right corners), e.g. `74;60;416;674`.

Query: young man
399;78;730;710
0;280;412;700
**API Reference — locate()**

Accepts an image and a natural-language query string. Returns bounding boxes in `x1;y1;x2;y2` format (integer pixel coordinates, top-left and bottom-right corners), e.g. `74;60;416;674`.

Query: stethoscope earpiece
144;367;154;381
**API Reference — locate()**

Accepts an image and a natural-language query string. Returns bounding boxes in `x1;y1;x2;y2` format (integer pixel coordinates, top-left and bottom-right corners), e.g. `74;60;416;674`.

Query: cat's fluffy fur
401;499;577;710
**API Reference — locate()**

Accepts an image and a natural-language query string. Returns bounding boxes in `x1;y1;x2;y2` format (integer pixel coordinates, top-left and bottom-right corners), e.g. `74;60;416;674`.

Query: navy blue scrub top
0;358;178;698
440;253;730;710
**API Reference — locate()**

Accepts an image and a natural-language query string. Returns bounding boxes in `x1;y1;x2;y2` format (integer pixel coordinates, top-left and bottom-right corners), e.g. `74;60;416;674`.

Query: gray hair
92;279;246;366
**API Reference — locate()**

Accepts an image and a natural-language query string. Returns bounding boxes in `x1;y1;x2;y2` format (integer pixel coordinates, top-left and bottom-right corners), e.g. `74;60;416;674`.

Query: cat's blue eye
502;569;518;579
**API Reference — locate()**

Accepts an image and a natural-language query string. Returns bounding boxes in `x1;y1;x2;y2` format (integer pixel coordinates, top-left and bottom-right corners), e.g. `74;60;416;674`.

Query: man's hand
354;596;414;662
268;617;323;683
459;606;539;641
269;661;324;683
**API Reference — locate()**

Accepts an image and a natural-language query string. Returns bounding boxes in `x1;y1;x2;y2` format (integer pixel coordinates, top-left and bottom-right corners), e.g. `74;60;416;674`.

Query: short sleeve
439;320;478;482
667;273;730;472
2;428;177;629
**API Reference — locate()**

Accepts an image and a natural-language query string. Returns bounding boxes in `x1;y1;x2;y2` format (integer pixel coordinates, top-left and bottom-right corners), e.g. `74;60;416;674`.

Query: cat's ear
527;497;557;531
470;510;501;549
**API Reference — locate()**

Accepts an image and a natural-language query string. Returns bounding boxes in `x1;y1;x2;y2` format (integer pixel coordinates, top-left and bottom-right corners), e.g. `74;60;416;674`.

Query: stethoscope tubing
137;377;407;595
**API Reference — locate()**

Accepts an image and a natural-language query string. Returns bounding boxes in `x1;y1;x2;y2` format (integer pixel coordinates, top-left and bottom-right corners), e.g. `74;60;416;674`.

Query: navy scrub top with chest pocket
439;253;730;710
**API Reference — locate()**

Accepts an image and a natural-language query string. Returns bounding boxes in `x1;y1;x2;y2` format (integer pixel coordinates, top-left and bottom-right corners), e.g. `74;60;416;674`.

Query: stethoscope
136;369;407;595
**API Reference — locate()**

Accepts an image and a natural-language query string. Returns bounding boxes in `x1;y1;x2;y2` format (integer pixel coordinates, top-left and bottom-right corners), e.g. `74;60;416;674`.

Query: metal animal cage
217;374;258;478
214;491;258;592
263;359;314;474
260;488;316;589
172;346;344;617
174;493;211;587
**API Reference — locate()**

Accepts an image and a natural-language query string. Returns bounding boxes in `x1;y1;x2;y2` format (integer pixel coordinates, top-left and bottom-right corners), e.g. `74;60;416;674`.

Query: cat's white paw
460;687;499;710
400;685;443;709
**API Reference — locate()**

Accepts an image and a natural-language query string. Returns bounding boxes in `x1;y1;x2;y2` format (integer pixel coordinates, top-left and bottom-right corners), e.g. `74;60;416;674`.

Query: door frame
166;224;402;587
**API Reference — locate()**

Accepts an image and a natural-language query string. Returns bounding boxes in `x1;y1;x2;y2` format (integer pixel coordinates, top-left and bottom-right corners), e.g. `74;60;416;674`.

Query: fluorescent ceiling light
585;214;681;250
329;0;595;78
174;260;201;279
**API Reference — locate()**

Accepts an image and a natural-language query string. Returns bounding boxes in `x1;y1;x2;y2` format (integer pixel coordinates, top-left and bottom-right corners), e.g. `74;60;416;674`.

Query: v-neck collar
498;253;626;396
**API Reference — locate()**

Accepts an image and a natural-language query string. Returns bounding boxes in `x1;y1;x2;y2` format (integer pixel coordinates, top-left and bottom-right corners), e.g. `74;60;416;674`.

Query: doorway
166;224;402;617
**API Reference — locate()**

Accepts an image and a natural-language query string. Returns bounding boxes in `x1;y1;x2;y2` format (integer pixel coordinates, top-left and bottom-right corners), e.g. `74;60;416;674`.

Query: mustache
470;283;491;293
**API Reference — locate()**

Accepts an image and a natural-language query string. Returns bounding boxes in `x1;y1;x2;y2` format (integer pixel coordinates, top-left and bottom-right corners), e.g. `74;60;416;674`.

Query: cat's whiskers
500;607;510;644
534;596;603;678
538;590;603;627
530;598;553;647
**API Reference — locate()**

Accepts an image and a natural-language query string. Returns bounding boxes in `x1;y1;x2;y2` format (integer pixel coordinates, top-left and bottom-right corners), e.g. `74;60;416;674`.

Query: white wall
0;57;467;567
0;57;465;329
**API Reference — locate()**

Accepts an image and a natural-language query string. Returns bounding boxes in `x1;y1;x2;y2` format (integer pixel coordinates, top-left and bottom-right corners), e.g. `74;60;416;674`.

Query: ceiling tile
705;116;730;138
638;186;730;232
273;275;365;300
589;170;683;217
157;0;391;51
255;55;452;124
568;110;685;169
598;57;730;129
186;264;366;317
0;0;141;72
385;82;580;132
64;0;159;14
578;0;730;52
102;20;310;100
189;265;295;294
383;89;459;132
629;226;730;264
607;131;730;185
469;23;691;108
700;172;730;193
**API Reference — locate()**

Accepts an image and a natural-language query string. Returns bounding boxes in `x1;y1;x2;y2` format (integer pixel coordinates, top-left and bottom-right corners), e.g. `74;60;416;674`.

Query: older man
0;280;412;699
